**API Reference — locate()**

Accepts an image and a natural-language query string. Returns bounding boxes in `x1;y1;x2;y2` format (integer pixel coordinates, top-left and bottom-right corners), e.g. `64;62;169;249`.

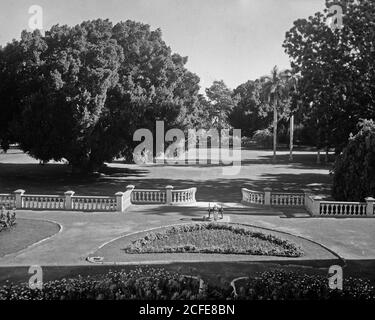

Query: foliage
0;19;203;172
123;223;303;257
237;270;375;300
332;119;375;201
0;268;230;300
205;80;238;130
229;80;271;137
259;66;294;121
230;69;297;140
1;268;374;300
252;128;273;148
0;207;16;232
283;0;375;152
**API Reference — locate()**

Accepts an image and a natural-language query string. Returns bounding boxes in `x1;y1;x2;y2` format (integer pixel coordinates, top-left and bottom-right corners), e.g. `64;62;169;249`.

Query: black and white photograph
0;0;375;315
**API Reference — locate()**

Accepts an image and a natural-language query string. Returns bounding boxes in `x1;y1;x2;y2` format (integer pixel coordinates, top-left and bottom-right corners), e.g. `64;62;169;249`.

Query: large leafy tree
229;80;271;137
205;80;238;129
0;19;202;172
11;21;124;171
0;41;24;151
283;0;375;153
332;119;375;201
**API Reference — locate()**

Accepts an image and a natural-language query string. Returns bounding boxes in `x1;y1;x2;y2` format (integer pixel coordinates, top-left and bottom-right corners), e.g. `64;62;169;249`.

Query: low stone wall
241;187;375;218
0;185;197;212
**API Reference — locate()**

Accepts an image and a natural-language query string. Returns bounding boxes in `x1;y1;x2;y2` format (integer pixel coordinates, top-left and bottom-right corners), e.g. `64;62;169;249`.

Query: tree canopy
283;0;375;152
0;19;203;172
332;119;375;201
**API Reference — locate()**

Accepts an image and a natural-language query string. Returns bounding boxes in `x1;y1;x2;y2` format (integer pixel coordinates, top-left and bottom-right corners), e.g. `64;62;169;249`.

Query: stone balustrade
131;189;167;204
241;188;265;205
0;184;197;212
0;193;16;209
242;187;375;218
271;192;305;206
171;187;197;204
22;194;65;210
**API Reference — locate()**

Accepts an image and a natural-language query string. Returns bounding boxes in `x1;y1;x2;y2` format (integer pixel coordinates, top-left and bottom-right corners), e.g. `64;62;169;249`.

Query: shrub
332;119;375;201
0;207;16;232
0;268;231;300
1;268;374;300
236;270;375;300
252;128;273;148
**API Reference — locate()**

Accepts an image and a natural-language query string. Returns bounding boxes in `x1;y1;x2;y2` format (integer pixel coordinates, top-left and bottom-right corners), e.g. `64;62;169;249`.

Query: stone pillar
302;188;311;205
313;196;323;216
365;197;375;216
115;192;125;212
264;187;271;205
165;185;174;205
123;185;135;211
64;191;75;210
14;189;25;209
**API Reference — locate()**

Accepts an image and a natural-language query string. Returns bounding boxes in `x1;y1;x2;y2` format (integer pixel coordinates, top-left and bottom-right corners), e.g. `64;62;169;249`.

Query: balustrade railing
22;195;65;210
171;188;197;204
241;188;265;205
131;190;166;204
241;187;375;218
319;201;367;217
271;193;305;206
0;193;16;208
71;196;117;211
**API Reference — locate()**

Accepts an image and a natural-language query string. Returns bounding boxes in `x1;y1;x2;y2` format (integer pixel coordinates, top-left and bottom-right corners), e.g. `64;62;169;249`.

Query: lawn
123;223;303;257
0;218;60;257
0;148;332;202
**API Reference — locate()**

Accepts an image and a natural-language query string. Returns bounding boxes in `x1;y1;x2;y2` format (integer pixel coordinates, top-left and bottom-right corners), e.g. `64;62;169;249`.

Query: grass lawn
0;148;332;202
0;218;60;258
124;223;303;257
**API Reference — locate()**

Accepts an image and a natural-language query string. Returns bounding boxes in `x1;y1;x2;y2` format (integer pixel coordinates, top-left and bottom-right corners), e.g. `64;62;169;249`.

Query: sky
0;0;326;91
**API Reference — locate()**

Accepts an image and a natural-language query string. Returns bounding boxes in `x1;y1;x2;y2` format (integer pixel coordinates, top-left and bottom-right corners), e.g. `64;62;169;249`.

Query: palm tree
285;72;300;161
260;66;292;161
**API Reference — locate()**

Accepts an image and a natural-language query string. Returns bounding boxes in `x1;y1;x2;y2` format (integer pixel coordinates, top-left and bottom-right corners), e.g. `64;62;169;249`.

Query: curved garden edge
87;222;344;265
0;218;63;260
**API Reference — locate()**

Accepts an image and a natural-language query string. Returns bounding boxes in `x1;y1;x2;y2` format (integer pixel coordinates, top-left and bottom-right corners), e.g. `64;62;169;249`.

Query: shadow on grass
0;149;332;201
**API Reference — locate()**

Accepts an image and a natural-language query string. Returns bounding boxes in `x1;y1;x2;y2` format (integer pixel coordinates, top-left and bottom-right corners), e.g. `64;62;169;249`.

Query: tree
332;119;375;201
0;41;25;151
205;80;238;130
12;21;124;171
259;66;293;161
283;0;375;154
0;19;203;172
229;80;271;137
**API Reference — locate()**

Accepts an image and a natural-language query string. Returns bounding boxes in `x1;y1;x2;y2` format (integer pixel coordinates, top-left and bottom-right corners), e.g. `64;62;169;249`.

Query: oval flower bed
123;223;303;257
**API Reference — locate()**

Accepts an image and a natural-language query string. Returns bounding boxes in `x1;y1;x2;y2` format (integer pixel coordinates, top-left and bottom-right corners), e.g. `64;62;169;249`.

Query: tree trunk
273;105;277;161
289;115;294;161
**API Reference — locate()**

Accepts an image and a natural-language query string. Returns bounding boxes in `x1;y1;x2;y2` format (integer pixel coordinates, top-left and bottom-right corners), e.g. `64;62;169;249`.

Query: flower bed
123;223;303;257
0;268;230;300
1;268;374;300
235;270;375;300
